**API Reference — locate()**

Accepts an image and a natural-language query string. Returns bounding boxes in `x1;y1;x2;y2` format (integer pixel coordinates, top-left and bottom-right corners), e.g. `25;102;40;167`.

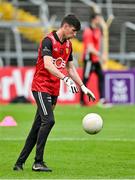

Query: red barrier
0;67;99;105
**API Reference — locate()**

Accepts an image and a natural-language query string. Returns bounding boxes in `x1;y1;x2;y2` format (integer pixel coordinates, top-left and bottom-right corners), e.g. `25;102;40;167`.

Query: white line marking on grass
1;179;134;180
0;137;135;142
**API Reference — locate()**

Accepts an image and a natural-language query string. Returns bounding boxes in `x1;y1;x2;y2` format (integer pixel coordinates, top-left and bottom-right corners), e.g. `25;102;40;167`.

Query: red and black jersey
32;31;72;96
82;26;101;63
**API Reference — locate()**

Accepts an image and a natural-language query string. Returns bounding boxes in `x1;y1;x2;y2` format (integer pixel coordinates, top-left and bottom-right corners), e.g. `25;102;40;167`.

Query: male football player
80;13;107;106
13;14;95;172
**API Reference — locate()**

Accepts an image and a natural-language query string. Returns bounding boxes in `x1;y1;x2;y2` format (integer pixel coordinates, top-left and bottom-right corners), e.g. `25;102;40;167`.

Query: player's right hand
62;76;79;93
81;85;96;102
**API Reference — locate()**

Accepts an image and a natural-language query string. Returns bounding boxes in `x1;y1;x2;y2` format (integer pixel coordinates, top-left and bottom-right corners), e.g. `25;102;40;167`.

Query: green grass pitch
0;104;135;179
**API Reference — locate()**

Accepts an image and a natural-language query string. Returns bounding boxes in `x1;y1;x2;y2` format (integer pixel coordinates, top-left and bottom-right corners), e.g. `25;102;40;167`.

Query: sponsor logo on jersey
43;46;51;52
52;57;66;69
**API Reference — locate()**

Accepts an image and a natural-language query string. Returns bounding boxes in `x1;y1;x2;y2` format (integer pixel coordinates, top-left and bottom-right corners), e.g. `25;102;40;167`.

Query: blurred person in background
13;14;95;172
80;13;110;107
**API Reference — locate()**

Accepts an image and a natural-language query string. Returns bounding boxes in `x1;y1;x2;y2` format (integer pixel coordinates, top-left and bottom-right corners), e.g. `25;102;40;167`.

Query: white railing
0;21;44;66
120;22;135;66
0;0;135;66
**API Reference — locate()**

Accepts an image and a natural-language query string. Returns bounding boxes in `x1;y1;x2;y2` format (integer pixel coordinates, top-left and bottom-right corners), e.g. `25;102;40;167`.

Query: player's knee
48;118;55;127
41;116;55;127
46;116;55;127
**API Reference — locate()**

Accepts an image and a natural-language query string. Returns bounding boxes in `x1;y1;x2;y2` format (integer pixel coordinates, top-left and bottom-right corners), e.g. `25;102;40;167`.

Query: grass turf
0;104;135;179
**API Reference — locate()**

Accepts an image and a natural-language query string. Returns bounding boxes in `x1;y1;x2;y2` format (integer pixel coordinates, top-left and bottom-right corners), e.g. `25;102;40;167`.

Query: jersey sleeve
41;37;52;57
68;47;73;61
83;28;93;45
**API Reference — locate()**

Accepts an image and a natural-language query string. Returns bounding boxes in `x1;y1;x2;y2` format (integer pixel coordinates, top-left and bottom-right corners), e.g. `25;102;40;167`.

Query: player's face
63;24;77;40
95;16;102;26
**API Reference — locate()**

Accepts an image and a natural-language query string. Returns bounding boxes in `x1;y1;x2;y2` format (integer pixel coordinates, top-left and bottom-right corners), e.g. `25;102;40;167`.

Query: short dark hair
61;14;81;31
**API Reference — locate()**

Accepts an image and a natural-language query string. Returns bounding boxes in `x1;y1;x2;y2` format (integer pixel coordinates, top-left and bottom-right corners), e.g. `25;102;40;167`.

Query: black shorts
32;91;58;106
32;91;58;118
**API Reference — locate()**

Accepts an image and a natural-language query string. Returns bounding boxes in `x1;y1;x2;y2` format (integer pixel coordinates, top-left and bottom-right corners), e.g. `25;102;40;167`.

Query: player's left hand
81;85;96;102
63;76;79;93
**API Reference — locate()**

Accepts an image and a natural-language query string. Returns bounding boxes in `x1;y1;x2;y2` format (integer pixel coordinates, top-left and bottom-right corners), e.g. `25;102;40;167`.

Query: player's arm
66;61;83;87
85;37;107;63
87;43;107;63
66;60;95;101
41;38;65;80
83;33;101;56
87;43;101;57
44;56;65;80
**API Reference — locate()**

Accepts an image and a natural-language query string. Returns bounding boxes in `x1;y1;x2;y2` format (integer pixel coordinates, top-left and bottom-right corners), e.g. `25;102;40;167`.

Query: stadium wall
0;67;135;105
